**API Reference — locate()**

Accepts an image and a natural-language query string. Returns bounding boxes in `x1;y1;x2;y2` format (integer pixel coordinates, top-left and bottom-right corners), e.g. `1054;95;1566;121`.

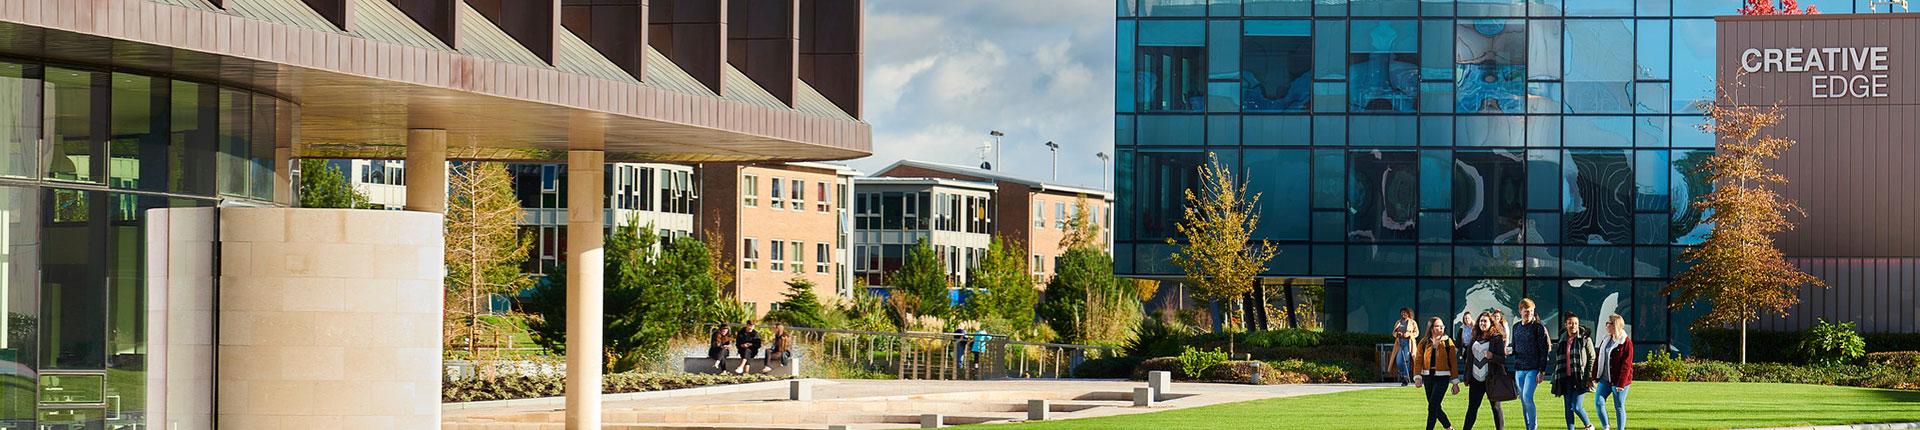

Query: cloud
855;0;1116;191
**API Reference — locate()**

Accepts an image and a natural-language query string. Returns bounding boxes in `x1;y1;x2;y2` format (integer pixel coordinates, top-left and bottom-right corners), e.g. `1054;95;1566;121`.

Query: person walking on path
1554;313;1597;430
1414;316;1462;430
1463;312;1508;430
1395;308;1419;386
732;321;763;374
706;325;734;370
1594;315;1634;430
1511;299;1553;430
764;323;793;373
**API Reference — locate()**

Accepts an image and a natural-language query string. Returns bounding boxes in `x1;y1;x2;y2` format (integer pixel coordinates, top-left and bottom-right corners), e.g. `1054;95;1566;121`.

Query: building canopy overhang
0;0;871;163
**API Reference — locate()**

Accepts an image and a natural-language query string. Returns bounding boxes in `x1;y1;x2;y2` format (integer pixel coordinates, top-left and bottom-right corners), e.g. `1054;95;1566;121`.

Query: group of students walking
1393;299;1635;430
705;321;794;374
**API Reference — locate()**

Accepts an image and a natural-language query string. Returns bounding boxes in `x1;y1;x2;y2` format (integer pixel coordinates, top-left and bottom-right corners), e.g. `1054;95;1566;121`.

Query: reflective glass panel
1138;20;1208;112
1563;246;1631;278
1565;150;1634;245
1634;149;1669;211
1246;149;1311;240
1348;149;1419;242
1456;278;1521;319
1525;149;1560;211
1669;149;1714;245
1140;0;1208;16
1452;149;1525;243
1564;116;1633;147
45;67;101;184
1137;150;1208;239
218;88;251;197
1455;20;1526;113
1349;20;1420;112
171;80;217;195
1347;278;1414;332
1419;149;1450;210
0;186;37;425
1351;245;1417;275
1119;21;1136;112
1562;279;1631;335
1564;20;1635;114
1636;19;1671;81
1242;20;1313;112
0;61;37;178
1671;19;1715;113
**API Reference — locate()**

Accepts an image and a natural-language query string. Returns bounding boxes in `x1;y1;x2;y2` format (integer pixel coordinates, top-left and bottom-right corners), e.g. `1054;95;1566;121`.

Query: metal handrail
698;322;1114;379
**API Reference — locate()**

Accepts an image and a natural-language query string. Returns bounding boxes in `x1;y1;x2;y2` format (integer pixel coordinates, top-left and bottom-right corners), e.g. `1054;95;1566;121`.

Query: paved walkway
443;379;1393;429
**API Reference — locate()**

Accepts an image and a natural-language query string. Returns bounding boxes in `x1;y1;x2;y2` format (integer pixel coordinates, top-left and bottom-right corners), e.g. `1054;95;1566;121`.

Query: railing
704;323;1116;380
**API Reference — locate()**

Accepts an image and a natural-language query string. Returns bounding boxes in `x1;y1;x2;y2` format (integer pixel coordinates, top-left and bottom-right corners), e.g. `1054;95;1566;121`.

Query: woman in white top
1463;312;1508;430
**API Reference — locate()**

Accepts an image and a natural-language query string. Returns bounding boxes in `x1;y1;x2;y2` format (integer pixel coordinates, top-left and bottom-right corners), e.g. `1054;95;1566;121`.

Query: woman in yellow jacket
1414;316;1463;430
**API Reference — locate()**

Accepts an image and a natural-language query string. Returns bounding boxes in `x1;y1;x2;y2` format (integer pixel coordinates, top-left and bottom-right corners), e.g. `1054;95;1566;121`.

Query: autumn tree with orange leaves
1664;83;1826;364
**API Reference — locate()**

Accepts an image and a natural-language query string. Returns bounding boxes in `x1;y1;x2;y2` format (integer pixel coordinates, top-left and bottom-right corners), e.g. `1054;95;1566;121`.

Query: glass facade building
0;59;290;429
1110;0;1906;354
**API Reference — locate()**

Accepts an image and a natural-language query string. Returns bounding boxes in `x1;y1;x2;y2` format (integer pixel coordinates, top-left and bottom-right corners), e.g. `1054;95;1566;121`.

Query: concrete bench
682;355;803;377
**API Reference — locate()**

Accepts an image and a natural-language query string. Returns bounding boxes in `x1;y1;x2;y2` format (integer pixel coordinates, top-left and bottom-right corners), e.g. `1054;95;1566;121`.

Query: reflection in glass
1564;20;1635;113
1241;20;1313;112
1347;278;1413;333
1453;149;1524;243
1563;278;1630;334
1455;278;1519;317
1670;149;1713;245
1348;149;1418;242
1455;20;1526;113
1137;150;1207;239
45;68;101;184
1348;20;1420;112
1246;149;1310;240
218;89;251;197
1;186;38;425
41;188;101;369
1565;150;1633;244
0;61;38;179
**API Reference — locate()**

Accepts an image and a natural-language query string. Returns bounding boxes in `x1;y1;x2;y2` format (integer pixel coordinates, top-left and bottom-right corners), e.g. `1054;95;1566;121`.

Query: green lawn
978;382;1920;430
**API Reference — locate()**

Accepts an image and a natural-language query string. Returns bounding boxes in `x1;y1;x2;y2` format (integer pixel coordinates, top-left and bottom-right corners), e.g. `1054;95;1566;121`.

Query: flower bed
443;372;787;403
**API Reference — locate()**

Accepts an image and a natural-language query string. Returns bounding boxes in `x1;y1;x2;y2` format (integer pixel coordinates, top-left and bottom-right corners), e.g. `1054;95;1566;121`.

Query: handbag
1488;369;1518;401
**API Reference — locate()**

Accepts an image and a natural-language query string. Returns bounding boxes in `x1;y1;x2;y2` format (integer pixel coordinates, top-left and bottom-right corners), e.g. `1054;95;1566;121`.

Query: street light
1044;141;1060;182
988;130;1004;171
1096;152;1110;190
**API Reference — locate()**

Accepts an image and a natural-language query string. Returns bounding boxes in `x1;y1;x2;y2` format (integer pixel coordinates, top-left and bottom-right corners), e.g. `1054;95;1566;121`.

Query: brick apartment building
701;162;859;316
871;160;1111;289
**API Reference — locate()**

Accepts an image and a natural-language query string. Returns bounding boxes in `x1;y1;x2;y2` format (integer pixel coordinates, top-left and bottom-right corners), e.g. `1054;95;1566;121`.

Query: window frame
743;174;759;207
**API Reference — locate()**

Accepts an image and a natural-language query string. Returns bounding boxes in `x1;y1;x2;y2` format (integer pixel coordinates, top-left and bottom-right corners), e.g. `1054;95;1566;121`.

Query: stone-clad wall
215;208;444;430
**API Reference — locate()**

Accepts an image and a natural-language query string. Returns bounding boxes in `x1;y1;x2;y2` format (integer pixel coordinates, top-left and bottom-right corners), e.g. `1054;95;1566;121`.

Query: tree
523;218;728;372
297;159;369;209
1663;83;1826;364
966;237;1037;329
765;278;827;328
443;162;533;355
1059;195;1104;251
887;238;951;318
1167;153;1277;353
1039;246;1117;344
1740;0;1819;14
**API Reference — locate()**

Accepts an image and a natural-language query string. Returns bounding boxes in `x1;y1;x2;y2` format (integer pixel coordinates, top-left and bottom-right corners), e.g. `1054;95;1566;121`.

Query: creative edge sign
1740;46;1892;99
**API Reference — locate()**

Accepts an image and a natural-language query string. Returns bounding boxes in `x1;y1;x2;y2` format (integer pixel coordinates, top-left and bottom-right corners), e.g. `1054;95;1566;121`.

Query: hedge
1631;358;1920;390
1692;328;1920;364
443;372;785;403
1128;356;1367;384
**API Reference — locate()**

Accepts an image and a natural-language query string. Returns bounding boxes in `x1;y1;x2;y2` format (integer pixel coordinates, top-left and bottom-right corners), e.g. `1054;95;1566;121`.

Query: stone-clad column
566;150;605;430
404;129;447;213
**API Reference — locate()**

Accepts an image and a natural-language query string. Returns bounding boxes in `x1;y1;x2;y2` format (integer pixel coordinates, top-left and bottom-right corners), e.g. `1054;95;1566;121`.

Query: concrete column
273;147;292;206
403;129;447;213
566;150;606;430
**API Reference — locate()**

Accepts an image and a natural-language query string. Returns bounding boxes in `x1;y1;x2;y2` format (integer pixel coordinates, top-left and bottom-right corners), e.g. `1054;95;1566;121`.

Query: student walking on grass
1510;299;1553;430
1464;312;1508;430
1594;315;1634;430
1396;307;1418;385
1414;316;1462;430
1554;313;1597;430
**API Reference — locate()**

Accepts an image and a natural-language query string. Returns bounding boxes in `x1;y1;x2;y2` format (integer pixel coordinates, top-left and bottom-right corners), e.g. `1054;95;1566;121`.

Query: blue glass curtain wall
1116;0;1745;355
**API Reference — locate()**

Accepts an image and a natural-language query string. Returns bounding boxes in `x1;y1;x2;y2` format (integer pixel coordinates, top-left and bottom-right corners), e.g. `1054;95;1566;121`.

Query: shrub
1202;361;1308;384
1640;350;1688;382
1073;356;1148;379
443;372;783;403
1319;331;1395;348
1685;359;1744;382
1865;351;1920;370
1133;357;1181;380
1125;318;1190;358
1177;346;1230;379
1865;333;1920;353
1267;359;1359;383
1798;319;1867;366
1246;329;1321;348
1691;328;1803;363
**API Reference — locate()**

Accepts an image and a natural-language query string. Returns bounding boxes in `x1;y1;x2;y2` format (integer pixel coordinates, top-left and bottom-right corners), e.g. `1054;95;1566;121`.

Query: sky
854;0;1116;191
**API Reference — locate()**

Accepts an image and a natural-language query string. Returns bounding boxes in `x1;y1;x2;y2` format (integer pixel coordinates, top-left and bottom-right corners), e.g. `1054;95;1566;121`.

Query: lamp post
1044;141;1059;182
1096;152;1110;190
989;130;1004;171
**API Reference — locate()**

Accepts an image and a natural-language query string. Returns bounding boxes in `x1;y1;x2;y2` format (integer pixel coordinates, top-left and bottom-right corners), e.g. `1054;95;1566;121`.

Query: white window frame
743;174;759;207
816;242;831;274
770;239;786;271
770;176;785;209
790;178;805;212
790;241;804;273
1034;199;1046;228
816;182;830;212
1056;202;1068;230
743;237;758;270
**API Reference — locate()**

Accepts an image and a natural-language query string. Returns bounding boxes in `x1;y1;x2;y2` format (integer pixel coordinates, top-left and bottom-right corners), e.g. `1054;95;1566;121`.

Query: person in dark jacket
1510;299;1552;430
1463;312;1508;430
1554;313;1597;430
1593;315;1633;430
732;321;763;374
707;325;734;370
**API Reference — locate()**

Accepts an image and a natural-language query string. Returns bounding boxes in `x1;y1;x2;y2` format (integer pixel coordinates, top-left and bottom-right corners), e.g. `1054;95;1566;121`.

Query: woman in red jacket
1593;314;1632;430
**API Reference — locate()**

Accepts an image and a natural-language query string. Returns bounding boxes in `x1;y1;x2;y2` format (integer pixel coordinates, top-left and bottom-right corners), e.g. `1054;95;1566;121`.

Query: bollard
921;413;945;428
1132;387;1157;407
790;379;811;401
1147;370;1172;395
1027;399;1051;421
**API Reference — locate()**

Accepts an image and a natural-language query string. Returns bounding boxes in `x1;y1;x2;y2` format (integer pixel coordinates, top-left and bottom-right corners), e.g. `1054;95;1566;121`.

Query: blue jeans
1516;370;1541;430
1565;389;1590;430
1395;340;1413;382
1595;380;1628;430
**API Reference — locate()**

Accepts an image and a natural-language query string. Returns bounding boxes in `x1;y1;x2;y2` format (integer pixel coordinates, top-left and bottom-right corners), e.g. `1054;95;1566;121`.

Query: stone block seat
683;355;804;377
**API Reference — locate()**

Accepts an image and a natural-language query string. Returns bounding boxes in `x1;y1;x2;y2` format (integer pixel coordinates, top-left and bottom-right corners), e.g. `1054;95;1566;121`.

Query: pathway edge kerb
1734;423;1920;430
441;378;821;412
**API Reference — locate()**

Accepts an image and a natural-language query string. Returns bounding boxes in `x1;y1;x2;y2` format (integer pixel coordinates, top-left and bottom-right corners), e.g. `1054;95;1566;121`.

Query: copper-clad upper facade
0;0;870;162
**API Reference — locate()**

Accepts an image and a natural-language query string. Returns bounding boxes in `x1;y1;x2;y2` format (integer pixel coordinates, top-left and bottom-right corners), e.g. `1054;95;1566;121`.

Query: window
1055;202;1068;230
1349;20;1419;112
816;182;829;212
770;176;785;209
790;241;803;273
1136;20;1206;112
743;238;758;270
790;178;804;211
816;243;830;273
1243;20;1313;112
743;174;759;207
1455;20;1527;114
770;239;786;271
1034;199;1046;228
1033;254;1045;283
